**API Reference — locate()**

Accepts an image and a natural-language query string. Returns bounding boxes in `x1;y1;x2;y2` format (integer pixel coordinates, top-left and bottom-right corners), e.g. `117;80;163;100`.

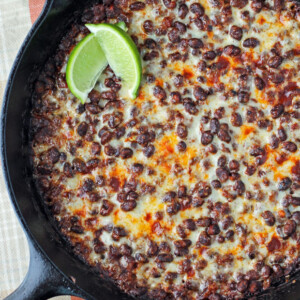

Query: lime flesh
86;23;142;99
66;33;107;103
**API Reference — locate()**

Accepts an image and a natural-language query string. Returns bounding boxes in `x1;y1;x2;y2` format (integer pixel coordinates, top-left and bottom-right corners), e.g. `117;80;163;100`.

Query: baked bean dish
31;0;300;299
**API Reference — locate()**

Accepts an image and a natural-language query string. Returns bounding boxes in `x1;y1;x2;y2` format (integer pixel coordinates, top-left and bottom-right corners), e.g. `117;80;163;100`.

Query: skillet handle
4;239;85;300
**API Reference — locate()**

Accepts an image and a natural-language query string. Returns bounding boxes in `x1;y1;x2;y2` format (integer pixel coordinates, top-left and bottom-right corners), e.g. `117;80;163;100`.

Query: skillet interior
2;0;133;299
1;0;300;299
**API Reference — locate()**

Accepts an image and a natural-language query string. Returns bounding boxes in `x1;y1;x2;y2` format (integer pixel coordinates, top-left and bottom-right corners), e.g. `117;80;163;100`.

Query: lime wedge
66;33;107;103
66;22;128;103
86;23;142;99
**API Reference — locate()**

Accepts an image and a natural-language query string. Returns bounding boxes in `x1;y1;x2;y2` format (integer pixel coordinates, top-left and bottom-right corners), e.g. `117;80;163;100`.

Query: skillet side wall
1;0;300;299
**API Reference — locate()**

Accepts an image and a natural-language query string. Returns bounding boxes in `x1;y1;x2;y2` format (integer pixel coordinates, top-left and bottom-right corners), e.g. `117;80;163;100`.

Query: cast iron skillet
1;0;300;299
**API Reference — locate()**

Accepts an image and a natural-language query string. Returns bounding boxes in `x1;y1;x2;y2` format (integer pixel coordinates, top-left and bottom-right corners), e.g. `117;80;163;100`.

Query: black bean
153;86;167;100
197;231;211;246
174;239;192;249
100;131;113;145
143;51;160;61
108;113;123;129
243;38;259;48
188;38;203;49
215;107;225;119
168;28;181;43
85;103;101;114
131;163;144;175
278;177;292;191
184;101;199;115
190;3;204;15
63;162;73;178
254;76;265;90
203;51;216;60
77;122;88;137
112;226;127;241
136;133;151;147
221;216;234;230
115;127;126;139
194;86;208;101
261;211;275;226
211;179;221;189
229;160;240;170
174;21;186;34
129;1;145;11
207;224;220;235
283;141;297;152
198;186;212;198
217;155;227;167
282;220;296;238
231;112;243;126
91;142;101;155
251;0;264;12
292;211;300;224
100;200;114;216
121;200;137;212
166;201;180;215
144;38;157;49
177;123;188;139
170;91;182;104
217;129;231;143
178;4;189;19
177;141;187;152
143;144;155;157
238;90;250;103
270;134;280;149
277;128;287;141
245;165;256;176
163;0;176;9
289;196;300;206
183;219;196;231
250;146;265;156
101;91;116;101
237;279;248;293
143;20;154;33
72;158;87;173
104;144;117;156
230;25;243;40
201;131;214;145
147;241;159;257
223;45;241;56
71;225;84;234
268;55;283;68
196;217;212;227
82;178;94;192
120;147;133;159
174;74;184;87
163;191;176;203
157;253;174;262
225;230;235;240
231;0;248;8
216;167;230;183
234;180;245;195
270;73;284;84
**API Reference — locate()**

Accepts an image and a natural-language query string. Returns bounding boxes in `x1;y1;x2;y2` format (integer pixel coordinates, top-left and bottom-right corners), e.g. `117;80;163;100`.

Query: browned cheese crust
31;0;300;299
